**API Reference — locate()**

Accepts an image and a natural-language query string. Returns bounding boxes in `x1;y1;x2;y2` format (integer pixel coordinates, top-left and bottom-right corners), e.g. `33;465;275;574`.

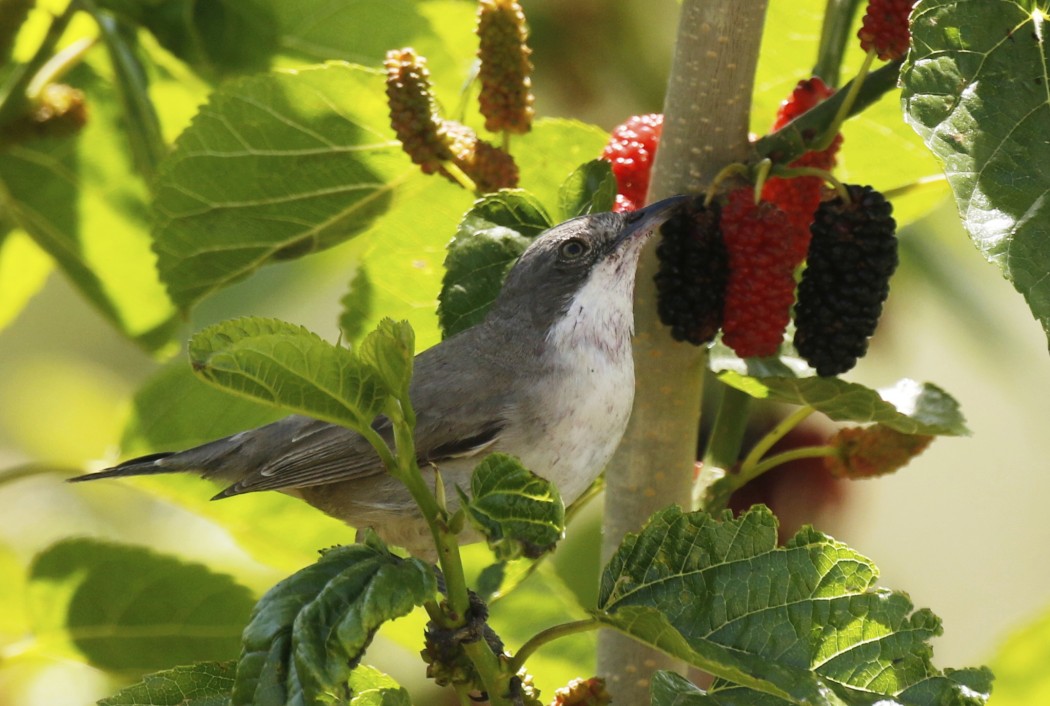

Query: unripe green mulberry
476;0;534;134
794;185;898;376
385;48;518;192
385;48;453;173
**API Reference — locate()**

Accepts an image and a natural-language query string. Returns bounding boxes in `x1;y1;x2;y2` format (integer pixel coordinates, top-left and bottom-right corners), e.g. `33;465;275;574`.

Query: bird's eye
559;238;589;259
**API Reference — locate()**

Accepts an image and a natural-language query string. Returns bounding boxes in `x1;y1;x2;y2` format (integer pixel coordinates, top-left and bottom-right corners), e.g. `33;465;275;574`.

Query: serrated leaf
558;159;617;219
232;542;435;706
460;453;565;561
437;190;552;337
28;539;253;672
348;665;411;706
0;62;178;350
357;318;415;404
188;317;392;433
597;506;992;706
902;0;1050;347
716;370;968;436
152;63;408;310
99;662;236;706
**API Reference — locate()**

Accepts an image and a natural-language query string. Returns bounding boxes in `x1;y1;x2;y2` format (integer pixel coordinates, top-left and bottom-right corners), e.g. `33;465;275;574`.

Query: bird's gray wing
216;328;513;496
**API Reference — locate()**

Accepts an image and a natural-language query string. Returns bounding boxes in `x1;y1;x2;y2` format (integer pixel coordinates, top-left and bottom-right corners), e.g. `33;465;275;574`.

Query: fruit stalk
597;0;768;699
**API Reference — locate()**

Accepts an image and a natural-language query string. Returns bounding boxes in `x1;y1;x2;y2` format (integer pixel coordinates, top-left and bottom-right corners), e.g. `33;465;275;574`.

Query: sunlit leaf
598;506;993;705
232;539;435;706
99;662;236;706
437;189;551;337
0;62;178;350
28;539;253;672
187;317;393;432
152;63;408;310
715;369;968;436
558;159;617;219
0;228;52;332
902;0;1050;346
460;453;565;560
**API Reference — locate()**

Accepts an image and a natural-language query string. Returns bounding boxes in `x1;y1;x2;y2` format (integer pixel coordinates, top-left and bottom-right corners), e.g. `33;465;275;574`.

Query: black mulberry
794;185;898;376
654;197;729;346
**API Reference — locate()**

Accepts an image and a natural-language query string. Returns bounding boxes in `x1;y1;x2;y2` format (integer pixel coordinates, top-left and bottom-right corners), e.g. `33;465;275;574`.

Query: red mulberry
762;77;843;265
601;113;663;212
858;0;914;61
720;188;797;358
793;185;898;376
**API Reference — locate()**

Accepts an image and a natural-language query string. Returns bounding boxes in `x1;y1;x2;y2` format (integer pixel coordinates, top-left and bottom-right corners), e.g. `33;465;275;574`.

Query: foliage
1;0;1046;704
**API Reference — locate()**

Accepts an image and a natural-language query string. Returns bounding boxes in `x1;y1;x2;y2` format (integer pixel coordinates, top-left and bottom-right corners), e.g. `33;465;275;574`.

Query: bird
70;196;686;558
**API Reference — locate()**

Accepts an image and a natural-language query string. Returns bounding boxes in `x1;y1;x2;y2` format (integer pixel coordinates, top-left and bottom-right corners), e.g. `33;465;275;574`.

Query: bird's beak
613;194;688;249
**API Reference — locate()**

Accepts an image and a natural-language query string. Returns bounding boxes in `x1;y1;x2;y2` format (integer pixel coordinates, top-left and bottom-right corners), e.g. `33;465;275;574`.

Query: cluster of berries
384;0;534;193
608;75;898;376
858;0;915;61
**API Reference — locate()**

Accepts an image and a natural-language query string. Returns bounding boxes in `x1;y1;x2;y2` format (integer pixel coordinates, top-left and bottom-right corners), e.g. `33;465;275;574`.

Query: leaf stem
813;0;864;87
441;160;479;194
747;445;836;478
0;1;78;127
700;384;752;479
508;618;600;674
739;406;816;476
84;2;166;180
813;46;876;151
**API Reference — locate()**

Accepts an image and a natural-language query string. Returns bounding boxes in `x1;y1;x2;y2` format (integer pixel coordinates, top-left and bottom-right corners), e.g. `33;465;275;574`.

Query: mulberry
825;424;933;479
762;77;843;265
654;197;729;346
794;184;898;376
385;48;518;192
601;113;663;212
385;48;453;174
476;0;535;134
720;188;797;358
858;0;914;61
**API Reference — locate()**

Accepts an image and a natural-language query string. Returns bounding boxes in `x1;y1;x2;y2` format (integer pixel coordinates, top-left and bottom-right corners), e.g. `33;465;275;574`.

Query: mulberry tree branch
598;0;769;700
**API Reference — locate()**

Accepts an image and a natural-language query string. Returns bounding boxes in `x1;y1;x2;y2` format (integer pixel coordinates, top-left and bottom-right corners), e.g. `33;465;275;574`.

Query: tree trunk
597;1;768;700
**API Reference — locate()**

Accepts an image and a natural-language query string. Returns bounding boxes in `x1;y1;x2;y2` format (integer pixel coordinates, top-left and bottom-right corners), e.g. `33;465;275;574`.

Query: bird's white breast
516;259;638;505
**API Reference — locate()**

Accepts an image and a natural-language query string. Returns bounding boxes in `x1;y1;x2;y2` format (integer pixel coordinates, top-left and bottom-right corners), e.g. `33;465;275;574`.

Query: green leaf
0;62;178;350
357;318;415;404
28;539;253;672
121;358;284;455
0;227;51;333
514;119;611;210
338;173;474;349
988;603;1050;706
597;506;993;706
715;370;969;436
99;662;236;706
93;0;278;76
460;453;565;561
437;189;551;337
902;1;1050;346
270;0;476;91
188;317;393;433
152;63;407;311
232;541;436;706
348;665;411;706
557;159;617;219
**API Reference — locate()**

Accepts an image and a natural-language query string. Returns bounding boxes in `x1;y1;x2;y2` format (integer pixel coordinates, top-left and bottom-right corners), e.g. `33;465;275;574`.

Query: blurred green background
2;0;1049;704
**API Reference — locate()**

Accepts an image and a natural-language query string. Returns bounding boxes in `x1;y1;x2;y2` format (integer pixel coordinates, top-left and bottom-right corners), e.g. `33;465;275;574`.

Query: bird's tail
68;452;184;482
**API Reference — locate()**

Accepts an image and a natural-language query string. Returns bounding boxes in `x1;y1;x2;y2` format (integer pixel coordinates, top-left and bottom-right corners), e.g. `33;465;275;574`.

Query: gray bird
71;196;684;557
